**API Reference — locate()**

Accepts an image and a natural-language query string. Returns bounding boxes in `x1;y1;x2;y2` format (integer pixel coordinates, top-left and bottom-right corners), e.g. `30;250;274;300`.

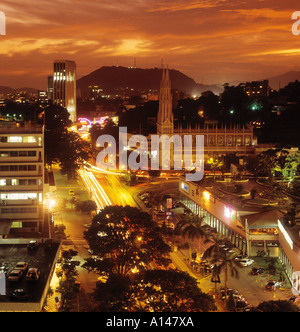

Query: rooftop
0;238;60;312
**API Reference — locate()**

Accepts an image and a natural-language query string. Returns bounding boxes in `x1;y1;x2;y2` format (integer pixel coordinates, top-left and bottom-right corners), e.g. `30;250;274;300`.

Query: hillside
77;66;222;97
267;71;300;90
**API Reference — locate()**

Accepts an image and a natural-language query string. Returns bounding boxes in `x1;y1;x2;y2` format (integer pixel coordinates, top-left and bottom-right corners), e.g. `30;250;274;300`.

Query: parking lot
0;239;60;304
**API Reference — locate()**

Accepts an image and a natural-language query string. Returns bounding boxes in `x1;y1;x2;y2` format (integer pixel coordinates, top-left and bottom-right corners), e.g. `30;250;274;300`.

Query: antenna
134;57;136;68
161;56;164;68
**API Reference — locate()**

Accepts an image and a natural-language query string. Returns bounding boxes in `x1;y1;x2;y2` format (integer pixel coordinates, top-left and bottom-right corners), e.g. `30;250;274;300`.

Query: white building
0;121;44;236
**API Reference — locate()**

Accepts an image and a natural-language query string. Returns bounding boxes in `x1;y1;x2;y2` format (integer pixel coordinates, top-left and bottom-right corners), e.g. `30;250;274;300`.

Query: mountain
267;71;300;90
77;66;223;97
0;86;38;94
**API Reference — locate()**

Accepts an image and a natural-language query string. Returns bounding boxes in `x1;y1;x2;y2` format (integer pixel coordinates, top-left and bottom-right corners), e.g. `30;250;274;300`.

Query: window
0;151;9;157
23;136;37;143
8;136;22;143
0;137;7;143
28;151;36;157
28;165;36;171
0;180;6;186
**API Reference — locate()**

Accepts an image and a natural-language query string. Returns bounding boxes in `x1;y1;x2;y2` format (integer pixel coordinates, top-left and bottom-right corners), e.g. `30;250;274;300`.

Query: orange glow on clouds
0;0;299;88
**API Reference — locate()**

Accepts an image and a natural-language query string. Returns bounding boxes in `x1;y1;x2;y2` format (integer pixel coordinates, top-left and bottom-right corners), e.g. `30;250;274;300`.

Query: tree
175;214;208;259
44;104;91;178
253;300;299;312
55;249;80;312
94;270;217;312
83;206;171;277
126;270;217;312
203;235;239;299
75;200;97;214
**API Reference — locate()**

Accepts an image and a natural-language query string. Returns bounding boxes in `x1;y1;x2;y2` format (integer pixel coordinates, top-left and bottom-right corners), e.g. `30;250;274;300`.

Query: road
57;166;294;311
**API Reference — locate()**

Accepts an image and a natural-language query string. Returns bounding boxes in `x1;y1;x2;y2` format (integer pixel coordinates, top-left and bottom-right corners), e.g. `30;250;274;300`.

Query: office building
0;121;44;236
53;60;77;123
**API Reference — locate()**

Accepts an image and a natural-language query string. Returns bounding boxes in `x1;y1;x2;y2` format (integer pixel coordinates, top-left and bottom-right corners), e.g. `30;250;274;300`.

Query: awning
240;210;283;229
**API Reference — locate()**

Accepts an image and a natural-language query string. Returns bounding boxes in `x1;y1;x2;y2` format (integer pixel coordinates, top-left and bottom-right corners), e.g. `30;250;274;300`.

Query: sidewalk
169;249;227;312
44;167;97;312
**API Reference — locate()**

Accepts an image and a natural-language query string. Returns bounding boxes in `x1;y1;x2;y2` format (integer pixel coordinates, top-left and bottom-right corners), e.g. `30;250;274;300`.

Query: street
50;166;294;311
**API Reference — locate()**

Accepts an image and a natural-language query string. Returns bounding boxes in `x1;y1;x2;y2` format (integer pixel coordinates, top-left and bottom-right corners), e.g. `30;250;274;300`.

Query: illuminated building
179;177;300;287
0;121;44;236
152;66;255;169
53;60;77;123
241;80;270;98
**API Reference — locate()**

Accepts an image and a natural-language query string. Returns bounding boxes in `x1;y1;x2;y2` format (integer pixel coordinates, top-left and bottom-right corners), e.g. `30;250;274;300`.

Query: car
69;189;75;196
239;258;254;267
26;268;40;281
235;254;248;261
15;262;28;272
265;280;282;290
7;269;23;282
28;240;39;250
250;267;265;275
10;289;29;301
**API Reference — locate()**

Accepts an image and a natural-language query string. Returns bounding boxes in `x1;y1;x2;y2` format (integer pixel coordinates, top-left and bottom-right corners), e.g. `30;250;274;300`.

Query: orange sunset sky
0;0;300;89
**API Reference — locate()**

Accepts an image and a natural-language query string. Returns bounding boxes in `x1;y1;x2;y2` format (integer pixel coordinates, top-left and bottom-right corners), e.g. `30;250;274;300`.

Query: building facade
0;121;44;236
153;67;255;169
53;60;77;123
179;177;300;288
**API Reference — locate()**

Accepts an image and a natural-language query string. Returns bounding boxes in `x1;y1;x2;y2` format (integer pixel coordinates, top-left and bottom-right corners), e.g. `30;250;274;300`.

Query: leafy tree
44;104;90;178
75;200;97;214
83;206;171;277
55;249;80;312
94;270;217;312
253;300;299;312
125;270;217;312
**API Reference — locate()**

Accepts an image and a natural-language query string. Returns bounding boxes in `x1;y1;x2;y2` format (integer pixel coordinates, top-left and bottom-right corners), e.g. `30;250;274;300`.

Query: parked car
250;267;265;275
265;280;282;290
10;289;29;301
69;189;75;196
15;262;28;272
239;258;254;267
26;268;40;281
7;269;23;282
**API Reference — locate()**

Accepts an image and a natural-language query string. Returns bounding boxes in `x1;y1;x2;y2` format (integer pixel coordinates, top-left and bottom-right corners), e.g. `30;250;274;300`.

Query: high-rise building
53;60;77;123
47;75;53;101
0;121;44;237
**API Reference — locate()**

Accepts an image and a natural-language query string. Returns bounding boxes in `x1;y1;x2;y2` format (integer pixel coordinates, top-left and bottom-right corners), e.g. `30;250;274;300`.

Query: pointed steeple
157;65;174;135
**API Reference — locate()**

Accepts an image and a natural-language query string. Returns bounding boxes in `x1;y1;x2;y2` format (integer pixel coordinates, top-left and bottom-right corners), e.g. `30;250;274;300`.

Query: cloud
148;0;228;12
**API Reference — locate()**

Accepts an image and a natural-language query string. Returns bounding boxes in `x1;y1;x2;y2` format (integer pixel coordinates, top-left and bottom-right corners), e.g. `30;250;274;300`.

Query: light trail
78;168;112;212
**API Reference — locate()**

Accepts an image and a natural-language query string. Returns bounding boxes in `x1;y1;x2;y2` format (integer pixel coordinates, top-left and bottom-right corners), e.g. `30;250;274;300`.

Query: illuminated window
23;136;37;143
8;136;22;143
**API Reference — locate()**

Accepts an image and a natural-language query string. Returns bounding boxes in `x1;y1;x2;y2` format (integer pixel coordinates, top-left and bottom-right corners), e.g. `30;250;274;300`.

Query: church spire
157;65;174;135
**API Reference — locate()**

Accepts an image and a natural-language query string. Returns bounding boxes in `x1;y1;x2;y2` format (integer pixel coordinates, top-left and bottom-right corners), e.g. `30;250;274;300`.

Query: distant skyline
0;0;300;89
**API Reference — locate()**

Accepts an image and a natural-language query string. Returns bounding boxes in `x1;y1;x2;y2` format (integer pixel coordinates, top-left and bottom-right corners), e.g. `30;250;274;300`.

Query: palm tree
175;214;208;260
203;234;239;299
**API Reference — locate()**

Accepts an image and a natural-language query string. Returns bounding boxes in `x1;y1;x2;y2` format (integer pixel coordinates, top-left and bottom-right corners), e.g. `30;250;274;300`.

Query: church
153;66;256;169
